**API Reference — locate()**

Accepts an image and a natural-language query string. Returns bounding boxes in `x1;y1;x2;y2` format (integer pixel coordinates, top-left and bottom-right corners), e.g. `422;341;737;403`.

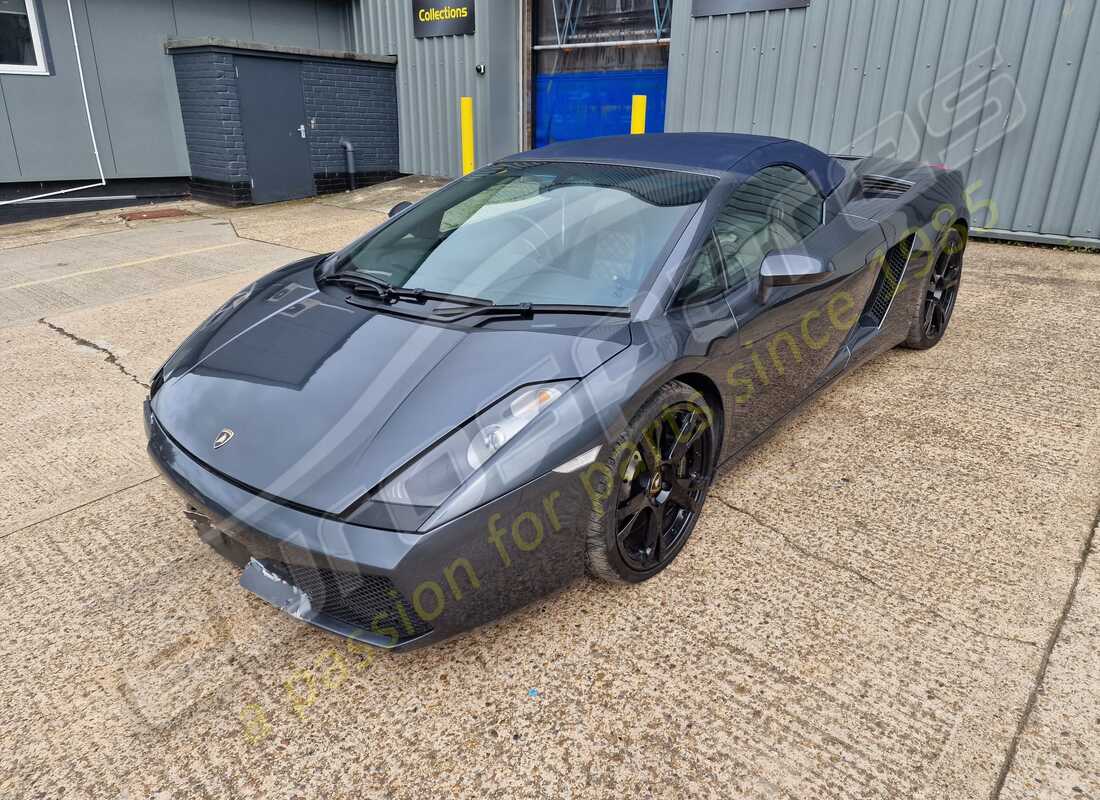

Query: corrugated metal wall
350;0;521;178
665;0;1100;243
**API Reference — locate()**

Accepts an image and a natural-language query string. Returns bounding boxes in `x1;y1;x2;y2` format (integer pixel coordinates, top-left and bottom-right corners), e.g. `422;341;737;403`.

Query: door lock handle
298;124;307;139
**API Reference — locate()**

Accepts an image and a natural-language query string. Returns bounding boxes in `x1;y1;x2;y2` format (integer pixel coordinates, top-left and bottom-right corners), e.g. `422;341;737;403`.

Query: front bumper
144;401;591;651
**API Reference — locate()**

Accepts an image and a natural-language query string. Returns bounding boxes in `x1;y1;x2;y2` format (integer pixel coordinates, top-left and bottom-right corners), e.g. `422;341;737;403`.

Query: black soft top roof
505;133;847;197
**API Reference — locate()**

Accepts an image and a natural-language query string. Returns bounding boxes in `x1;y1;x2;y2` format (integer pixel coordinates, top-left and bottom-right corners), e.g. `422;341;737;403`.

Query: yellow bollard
630;95;647;135
460;96;475;175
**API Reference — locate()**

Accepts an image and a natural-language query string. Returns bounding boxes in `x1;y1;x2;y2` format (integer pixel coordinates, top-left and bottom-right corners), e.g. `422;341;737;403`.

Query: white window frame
0;0;49;75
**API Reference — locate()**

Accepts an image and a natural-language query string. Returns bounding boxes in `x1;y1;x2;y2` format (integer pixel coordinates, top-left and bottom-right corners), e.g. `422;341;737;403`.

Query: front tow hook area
186;506;250;568
240;558;314;619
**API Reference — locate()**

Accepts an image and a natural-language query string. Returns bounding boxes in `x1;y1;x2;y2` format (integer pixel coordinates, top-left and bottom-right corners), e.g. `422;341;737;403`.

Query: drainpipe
339;139;356;191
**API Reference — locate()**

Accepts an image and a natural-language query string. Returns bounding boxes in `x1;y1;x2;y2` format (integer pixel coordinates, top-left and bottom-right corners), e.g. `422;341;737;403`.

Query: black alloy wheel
903;226;965;350
922;246;962;338
585;381;717;583
615;402;711;571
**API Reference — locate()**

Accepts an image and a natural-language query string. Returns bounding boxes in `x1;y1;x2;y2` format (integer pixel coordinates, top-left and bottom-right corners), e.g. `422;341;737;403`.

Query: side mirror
759;252;832;301
388;201;413;218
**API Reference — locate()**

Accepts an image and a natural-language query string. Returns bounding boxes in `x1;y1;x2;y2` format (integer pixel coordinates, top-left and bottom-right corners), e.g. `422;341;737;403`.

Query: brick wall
172;49;400;205
172;52;251;205
301;60;400;194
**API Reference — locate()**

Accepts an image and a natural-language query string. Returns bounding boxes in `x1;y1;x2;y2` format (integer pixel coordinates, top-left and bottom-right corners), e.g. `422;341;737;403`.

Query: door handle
298;124;307;139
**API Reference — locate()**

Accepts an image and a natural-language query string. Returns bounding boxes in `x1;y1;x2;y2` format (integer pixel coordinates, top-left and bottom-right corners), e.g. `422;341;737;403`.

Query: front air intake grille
270;561;432;642
860;236;915;327
860;174;914;199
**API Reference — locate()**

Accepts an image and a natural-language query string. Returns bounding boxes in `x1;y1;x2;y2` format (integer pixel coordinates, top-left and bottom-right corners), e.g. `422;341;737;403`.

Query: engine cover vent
860;174;914;199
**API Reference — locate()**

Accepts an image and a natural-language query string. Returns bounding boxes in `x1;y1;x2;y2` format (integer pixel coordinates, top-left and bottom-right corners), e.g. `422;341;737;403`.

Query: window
673;234;726;305
712;165;823;288
0;0;47;75
338;162;716;308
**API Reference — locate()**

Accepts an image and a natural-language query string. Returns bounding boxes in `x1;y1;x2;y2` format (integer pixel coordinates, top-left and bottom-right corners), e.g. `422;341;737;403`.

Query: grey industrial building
1;0;1098;247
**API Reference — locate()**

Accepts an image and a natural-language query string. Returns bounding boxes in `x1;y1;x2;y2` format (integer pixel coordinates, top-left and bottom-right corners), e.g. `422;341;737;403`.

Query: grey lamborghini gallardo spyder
146;133;967;649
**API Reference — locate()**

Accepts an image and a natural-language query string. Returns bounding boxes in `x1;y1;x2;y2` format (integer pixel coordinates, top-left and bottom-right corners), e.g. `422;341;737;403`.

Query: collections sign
692;0;810;15
412;0;475;38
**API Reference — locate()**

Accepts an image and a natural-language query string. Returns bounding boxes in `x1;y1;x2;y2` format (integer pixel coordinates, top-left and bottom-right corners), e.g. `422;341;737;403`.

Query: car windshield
334;161;716;307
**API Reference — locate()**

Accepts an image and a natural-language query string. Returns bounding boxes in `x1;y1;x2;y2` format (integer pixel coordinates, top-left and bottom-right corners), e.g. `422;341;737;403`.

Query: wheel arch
671;371;726;463
952;218;970;247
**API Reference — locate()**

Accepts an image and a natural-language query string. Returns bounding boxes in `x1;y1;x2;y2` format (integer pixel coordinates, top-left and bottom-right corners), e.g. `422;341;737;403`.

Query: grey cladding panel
84;0;190;178
172;0;253;38
0;0;111;181
250;0;323;47
665;0;1100;241
351;0;520;178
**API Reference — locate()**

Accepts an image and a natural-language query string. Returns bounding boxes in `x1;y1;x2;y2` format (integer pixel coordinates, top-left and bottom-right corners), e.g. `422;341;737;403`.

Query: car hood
152;268;629;516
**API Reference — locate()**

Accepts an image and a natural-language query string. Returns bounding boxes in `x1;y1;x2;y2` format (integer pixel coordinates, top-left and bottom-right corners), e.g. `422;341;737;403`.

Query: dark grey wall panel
665;0;1100;242
250;0;323;48
317;0;354;49
0;0;353;183
0;0;113;182
84;0;190;179
172;0;253;39
0;71;23;175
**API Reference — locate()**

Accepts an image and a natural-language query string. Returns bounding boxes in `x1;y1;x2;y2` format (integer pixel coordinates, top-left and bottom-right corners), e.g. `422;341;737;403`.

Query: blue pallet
534;69;668;147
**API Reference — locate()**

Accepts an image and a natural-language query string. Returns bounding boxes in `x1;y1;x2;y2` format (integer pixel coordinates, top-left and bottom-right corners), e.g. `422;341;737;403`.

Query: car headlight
344;381;575;530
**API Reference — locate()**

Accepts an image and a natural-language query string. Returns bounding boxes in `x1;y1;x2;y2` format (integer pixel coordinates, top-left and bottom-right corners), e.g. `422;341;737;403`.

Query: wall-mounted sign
412;0;475;38
692;0;810;16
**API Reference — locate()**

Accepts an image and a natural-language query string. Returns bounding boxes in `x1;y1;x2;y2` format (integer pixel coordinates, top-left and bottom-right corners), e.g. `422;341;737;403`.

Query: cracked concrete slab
0;181;1098;799
220;201;386;254
0;322;153;531
0;217;307;327
38;319;151;390
37;267;271;385
1000;519;1100;800
0;474;1038;800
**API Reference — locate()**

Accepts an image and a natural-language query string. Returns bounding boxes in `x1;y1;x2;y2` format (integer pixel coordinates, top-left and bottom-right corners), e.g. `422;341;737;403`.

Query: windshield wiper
318;272;396;299
320;272;490;307
431;303;631;323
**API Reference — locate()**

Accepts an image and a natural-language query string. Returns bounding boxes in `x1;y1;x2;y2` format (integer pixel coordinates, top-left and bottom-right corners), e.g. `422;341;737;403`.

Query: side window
713;166;824;288
673;234;725;306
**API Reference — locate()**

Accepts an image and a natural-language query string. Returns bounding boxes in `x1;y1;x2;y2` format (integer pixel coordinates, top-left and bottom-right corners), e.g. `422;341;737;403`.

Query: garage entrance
533;0;673;147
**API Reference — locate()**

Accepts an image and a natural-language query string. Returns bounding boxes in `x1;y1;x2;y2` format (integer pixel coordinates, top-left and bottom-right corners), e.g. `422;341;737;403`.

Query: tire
902;226;966;350
585;380;718;583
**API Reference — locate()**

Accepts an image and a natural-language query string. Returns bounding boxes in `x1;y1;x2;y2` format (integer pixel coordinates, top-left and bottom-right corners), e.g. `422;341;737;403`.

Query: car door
665;230;741;381
718;166;882;453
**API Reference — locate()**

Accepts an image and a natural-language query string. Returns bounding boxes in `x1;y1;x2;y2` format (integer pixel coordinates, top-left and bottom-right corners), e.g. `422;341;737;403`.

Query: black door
726;214;885;451
710;166;879;454
236;56;315;204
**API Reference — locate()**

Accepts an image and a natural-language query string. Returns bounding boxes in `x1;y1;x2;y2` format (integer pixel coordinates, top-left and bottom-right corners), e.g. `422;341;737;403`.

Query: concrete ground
1;179;1097;799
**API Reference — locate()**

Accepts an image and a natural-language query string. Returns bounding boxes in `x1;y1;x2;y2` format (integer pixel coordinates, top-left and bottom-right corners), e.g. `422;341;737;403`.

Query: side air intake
860;174;914;199
860;236;915;328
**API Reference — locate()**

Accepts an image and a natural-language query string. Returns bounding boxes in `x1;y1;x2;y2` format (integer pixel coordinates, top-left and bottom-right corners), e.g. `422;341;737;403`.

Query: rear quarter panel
844;161;969;354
